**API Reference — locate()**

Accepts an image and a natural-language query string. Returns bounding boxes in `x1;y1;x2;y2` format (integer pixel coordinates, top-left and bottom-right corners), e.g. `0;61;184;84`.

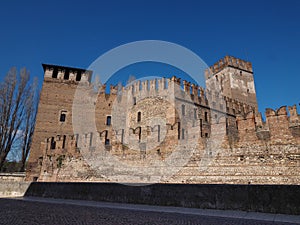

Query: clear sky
0;0;299;114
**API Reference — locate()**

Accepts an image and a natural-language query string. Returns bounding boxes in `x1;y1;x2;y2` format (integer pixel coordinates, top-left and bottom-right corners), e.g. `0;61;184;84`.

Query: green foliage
0;160;23;172
56;155;65;168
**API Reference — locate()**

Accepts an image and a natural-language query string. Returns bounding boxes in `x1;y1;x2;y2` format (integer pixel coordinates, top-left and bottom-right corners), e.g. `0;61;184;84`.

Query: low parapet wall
0;172;26;182
0;181;31;197
0;173;30;197
24;182;300;215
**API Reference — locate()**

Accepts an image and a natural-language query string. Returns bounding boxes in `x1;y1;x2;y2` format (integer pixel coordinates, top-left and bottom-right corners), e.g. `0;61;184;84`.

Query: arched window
137;112;141;122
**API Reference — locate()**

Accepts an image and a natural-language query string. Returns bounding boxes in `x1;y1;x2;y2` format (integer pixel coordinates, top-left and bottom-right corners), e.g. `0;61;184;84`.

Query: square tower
205;56;258;111
26;64;92;181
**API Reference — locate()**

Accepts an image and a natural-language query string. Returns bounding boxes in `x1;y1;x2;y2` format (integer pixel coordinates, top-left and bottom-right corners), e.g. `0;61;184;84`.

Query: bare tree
19;77;39;171
0;67;38;171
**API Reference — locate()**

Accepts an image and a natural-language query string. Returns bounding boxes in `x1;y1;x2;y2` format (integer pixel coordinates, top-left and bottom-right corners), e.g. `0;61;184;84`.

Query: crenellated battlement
42;64;93;83
29;57;300;184
96;75;255;117
205;55;253;78
236;105;300;143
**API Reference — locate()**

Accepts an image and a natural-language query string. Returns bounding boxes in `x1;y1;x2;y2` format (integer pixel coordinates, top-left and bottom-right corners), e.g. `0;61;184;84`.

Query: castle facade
26;56;300;184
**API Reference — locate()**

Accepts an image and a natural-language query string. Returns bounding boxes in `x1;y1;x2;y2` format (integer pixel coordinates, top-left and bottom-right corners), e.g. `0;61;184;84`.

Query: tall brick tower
205;56;258;112
26;64;92;181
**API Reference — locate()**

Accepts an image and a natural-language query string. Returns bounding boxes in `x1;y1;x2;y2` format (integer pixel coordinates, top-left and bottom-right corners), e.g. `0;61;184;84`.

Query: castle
26;56;300;184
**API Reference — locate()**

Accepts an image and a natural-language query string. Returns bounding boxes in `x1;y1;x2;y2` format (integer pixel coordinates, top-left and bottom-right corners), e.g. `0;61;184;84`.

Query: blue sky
0;0;299;113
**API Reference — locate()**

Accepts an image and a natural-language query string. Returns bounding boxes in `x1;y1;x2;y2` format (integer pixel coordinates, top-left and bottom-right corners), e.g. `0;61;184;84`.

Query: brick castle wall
26;57;300;184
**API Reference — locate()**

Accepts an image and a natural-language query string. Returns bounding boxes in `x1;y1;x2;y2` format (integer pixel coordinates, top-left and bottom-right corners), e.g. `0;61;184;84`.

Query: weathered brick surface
26;56;300;184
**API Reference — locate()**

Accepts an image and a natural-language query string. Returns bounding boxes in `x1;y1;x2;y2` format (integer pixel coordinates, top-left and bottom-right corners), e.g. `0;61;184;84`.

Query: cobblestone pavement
0;198;298;225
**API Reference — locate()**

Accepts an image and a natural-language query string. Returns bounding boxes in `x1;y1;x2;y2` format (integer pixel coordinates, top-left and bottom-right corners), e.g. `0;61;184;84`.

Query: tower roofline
205;55;253;79
42;63;93;74
42;63;93;83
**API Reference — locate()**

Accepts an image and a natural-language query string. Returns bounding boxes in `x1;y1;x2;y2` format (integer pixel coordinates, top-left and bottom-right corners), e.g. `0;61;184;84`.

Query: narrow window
137;112;141;122
177;122;181;140
75;134;79;147
226;118;228;135
194;108;197;119
106;116;111;126
62;135;66;149
89;132;93;147
50;137;56;149
138;128;141;142
182;128;185;140
133;97;136;105
104;130;110;146
200;119;203;137
121;129;124;144
204;112;208;122
205;133;209;138
157;125;160;142
60;111;67;122
85;133;88;143
182;104;185;116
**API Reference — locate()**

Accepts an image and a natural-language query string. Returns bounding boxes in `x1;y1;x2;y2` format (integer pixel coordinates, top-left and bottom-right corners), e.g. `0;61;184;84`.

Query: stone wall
31;104;300;185
0;173;30;197
24;182;300;215
0;172;26;182
26;58;300;185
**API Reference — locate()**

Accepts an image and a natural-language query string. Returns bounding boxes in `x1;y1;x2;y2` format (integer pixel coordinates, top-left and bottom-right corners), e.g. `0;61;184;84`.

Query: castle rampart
26;57;300;184
36;104;300;184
